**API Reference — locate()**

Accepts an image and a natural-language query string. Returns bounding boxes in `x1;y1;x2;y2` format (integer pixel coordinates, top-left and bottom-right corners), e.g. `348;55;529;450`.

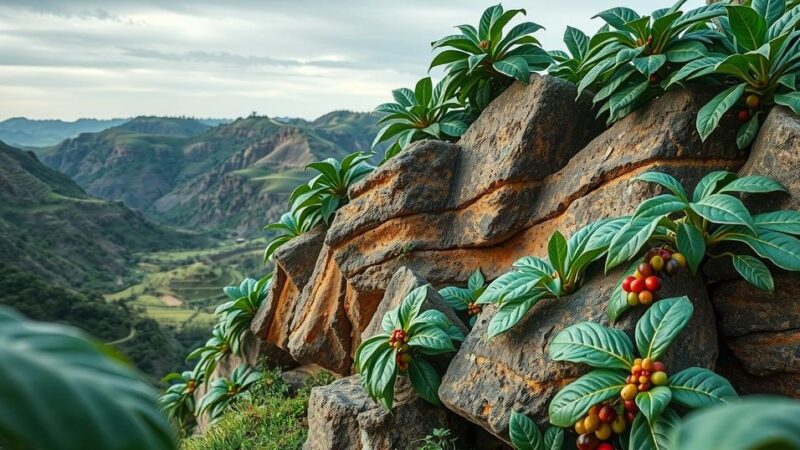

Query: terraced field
106;238;269;328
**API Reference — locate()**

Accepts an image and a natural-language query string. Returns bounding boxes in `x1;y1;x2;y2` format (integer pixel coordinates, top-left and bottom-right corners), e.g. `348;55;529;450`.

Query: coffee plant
430;4;552;109
197;365;262;423
187;322;234;381
438;268;486;326
575;1;726;125
158;370;202;435
670;396;800;449
508;411;564;450
548;26;594;85
263;209;318;262
416;428;458;450
549;297;737;450
373;77;468;161
215;275;271;352
306;151;374;211
0;307;176;450
477;218;629;337
606;170;800;321
693;3;800;148
354;285;464;409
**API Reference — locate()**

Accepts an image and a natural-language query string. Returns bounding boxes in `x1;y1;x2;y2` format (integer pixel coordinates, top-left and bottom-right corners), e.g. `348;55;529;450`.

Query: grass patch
182;368;334;450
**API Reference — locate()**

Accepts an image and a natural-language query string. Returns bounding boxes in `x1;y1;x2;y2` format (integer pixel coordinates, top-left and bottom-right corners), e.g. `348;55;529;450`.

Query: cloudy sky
0;0;705;121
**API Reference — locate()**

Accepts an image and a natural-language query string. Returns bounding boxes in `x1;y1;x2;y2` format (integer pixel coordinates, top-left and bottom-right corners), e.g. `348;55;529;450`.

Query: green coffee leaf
633;195;687;220
606;216;662;271
636;297;694;360
548;369;627;427
544;427;564;450
549;321;634;370
753;210;800;234
668;367;738;409
735;112;760;149
692;171;737;202
732;254;774;293
486;292;546;338
726;5;767;51
509;411;543;450
718;175;787;195
608;258;643;323
726;230;800;271
636;386;673;424
691;193;756;233
634;172;689;203
696;83;746;141
676;223;706;275
407;324;455;355
408;358;441;406
629;407;679;450
548;231;568;278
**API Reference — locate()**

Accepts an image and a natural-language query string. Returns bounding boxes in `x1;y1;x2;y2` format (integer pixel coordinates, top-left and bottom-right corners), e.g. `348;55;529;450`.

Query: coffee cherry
672;253;687;268
738;109;750;123
746;94;760;109
621;384;638;400
639;375;649;384
627;292;640;306
642;358;655;371
660;249;672;260
649;74;661;84
596;423;612;440
638;263;654;277
638;382;651;392
625;411;637;423
633;270;644;280
622;276;636;292
584;414;600;433
639;290;654;305
652;371;668;386
634;358;643;366
598;444;614;450
650;255;664;272
577;433;600;450
624;399;637;412
644;276;662;292
599;405;616;423
612;414;627;433
664;259;680;276
632;364;642;376
589;405;600;416
575;419;587;434
653;361;666;372
630;278;645;293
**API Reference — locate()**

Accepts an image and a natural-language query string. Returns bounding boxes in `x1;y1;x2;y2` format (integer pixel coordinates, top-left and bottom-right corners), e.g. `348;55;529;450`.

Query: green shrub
198;365;263;423
438;268;486;326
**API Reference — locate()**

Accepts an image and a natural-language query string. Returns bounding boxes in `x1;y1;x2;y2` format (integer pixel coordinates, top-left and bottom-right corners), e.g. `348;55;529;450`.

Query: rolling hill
37;112;382;236
0;140;208;292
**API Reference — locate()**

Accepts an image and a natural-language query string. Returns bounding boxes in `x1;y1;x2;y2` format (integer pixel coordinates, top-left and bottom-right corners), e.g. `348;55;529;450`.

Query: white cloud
0;0;706;120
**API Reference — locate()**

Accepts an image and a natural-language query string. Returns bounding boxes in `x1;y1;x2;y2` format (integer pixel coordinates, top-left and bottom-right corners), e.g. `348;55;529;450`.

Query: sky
0;0;705;121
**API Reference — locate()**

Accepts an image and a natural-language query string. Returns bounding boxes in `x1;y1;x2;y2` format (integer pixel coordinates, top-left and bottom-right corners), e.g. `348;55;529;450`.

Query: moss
181;368;333;450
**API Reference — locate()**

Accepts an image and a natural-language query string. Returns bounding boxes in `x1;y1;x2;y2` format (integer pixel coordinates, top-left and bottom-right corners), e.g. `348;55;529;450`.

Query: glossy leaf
676;223;706;275
636;386;673;424
696;83;746;142
629;407;679;450
635;172;689;202
732;254;775;293
726;230;800;271
668;367;738;409
509;411;543;450
635;297;694;360
549;321;634;370
691;193;756;233
606;216;661;271
487;292;547;338
548;369;627;427
753;210;800;234
408;358;441;406
718;175;787;195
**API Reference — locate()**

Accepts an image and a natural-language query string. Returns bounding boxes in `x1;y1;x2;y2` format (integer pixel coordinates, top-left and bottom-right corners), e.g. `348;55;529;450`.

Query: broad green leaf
691;193;756;233
696;83;746;142
355;335;390;372
407;324;455;355
407;358;441;406
468;268;485;291
671;397;800;450
0;308;177;450
486;292;546;338
367;346;396;404
636;386;673;424
669;367;738;409
586;217;630;252
753;0;787;27
692;171;738;202
676;223;706;275
718;175;787;195
633;55;668;77
509;411;543;450
736;112;761;149
438;286;472;310
549;321;634;370
476;269;545;305
636;297;694;360
493;55;531;82
606;216;662;271
726;5;768;51
544;427;564;450
635;172;689;202
665;41;708;63
548;369;627;427
630;407;679;450
774;91;800;115
548;230;568;277
633;195;687;220
398;285;428;329
564;26;589;59
753;210;800;234
725;229;800;271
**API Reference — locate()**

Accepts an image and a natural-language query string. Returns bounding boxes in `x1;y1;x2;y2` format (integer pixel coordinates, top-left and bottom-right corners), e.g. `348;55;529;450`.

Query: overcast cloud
0;0;704;120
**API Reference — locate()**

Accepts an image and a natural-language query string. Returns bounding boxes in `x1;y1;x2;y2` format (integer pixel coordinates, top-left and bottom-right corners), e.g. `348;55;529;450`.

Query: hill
37;111;381;235
0;140;208;292
0;117;128;148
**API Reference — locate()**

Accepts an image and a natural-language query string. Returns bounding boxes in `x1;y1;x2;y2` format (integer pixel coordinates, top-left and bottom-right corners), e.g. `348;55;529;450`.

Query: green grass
181;368;334;450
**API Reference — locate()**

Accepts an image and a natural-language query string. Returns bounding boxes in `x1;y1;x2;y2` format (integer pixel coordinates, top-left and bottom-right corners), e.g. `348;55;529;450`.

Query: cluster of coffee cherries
389;329;412;371
186;379;197;394
620;358;669;403
621;248;686;307
574;403;626;450
467;302;482;317
737;94;761;123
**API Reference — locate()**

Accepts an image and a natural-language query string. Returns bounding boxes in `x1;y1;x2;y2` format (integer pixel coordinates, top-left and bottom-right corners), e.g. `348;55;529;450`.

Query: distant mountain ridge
0;116;230;148
36;111;382;236
0;140;207;291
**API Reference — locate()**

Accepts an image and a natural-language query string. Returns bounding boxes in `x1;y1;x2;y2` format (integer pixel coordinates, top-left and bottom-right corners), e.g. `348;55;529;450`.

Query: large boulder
285;79;744;375
303;376;469;450
710;106;800;398
438;267;718;442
